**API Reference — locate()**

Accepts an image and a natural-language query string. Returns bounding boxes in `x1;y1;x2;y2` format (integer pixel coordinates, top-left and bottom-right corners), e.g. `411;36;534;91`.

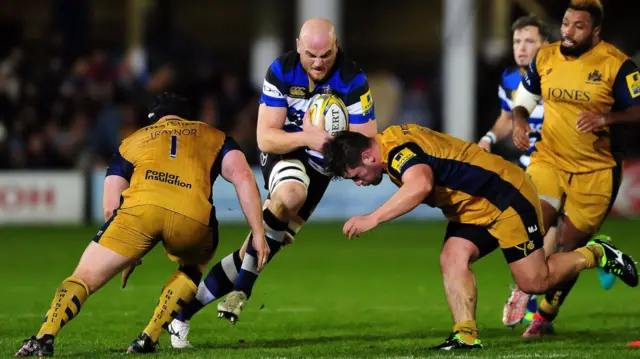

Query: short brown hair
511;15;549;42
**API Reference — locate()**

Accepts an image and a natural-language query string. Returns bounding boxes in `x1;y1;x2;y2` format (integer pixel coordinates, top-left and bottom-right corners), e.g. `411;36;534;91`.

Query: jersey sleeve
220;136;242;158
105;150;134;181
522;54;542;96
343;72;375;124
259;59;287;107
211;136;243;179
612;59;640;111
498;85;512;112
386;142;430;182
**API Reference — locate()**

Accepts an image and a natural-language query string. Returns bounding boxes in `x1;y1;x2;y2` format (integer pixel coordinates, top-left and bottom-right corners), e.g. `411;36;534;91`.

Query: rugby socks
537;276;579;322
175;250;242;322
37;277;90;338
536;245;603;322
453;320;479;344
234;209;288;298
143;270;197;342
575;245;603;269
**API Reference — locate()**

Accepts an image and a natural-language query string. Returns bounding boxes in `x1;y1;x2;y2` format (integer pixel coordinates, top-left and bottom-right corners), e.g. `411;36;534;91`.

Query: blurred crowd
0;35;265;169
0;41;436;171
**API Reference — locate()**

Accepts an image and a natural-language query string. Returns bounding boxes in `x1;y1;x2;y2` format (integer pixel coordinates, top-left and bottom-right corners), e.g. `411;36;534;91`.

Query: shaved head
297;18;339;81
299;18;336;49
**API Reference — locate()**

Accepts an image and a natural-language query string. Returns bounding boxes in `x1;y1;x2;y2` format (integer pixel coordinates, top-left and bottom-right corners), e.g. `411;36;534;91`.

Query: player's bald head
297;18;339;81
298;18;337;50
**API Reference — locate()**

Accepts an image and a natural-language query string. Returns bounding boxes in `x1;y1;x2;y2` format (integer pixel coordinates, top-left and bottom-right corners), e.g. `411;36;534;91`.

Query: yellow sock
539;298;560;315
453;320;478;344
143;270;198;342
575;246;603;269
37;277;90;337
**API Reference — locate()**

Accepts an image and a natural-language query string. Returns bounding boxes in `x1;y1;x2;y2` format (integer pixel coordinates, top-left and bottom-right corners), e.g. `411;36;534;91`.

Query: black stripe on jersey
344;81;370;107
335;50;364;84
277;50;299;75
265;66;285;94
387;143;520;211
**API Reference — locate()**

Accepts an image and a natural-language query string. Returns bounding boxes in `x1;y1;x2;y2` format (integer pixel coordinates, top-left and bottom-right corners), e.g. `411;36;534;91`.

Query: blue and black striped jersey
260;49;375;173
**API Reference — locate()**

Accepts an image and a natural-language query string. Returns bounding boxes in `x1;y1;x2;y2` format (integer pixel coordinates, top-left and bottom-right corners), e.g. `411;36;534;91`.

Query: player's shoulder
335;50;367;84
501;66;523;90
271;50;300;75
190;120;227;142
596;41;630;66
536;41;561;62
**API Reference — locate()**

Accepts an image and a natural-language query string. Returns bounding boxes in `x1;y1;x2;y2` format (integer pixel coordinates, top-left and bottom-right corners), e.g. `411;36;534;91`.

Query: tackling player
322;125;638;349
511;0;640;338
14;93;268;357
167;17;377;348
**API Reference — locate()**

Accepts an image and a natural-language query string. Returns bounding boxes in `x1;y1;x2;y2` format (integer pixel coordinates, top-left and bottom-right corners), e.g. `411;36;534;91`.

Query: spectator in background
394;78;434;128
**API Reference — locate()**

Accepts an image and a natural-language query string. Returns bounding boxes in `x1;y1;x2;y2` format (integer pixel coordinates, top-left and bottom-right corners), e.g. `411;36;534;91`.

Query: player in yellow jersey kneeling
14;93;269;357
322;125;638;350
510;0;640;338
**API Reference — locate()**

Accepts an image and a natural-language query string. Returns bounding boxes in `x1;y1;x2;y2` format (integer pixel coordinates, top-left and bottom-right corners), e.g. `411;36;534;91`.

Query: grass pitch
2;218;640;358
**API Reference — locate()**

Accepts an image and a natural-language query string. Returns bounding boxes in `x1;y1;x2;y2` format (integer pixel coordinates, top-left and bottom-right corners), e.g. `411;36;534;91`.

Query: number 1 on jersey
170;135;178;158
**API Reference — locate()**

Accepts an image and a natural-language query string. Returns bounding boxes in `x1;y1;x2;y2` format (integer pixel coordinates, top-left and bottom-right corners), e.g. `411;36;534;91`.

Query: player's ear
296;38;301;54
362;148;374;164
592;26;601;41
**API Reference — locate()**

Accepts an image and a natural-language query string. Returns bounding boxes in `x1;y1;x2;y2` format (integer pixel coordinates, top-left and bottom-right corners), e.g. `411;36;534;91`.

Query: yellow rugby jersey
106;117;240;226
523;41;640;173
377;124;527;226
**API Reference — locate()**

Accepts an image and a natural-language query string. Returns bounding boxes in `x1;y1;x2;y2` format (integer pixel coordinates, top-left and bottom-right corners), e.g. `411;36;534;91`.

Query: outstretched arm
221;149;269;270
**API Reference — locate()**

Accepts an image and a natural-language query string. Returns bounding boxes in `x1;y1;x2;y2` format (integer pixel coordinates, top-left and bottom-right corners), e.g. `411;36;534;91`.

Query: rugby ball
308;94;349;136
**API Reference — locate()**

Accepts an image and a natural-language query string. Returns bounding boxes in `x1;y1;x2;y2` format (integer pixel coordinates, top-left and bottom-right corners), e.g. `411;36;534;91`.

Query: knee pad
268;159;310;195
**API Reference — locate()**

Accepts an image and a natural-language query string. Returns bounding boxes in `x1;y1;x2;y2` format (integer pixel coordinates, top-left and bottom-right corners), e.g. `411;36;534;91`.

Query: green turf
2;218;640;358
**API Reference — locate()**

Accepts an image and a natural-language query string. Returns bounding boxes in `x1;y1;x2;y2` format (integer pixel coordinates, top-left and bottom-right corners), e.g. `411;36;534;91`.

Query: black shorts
259;149;330;222
444;220;544;264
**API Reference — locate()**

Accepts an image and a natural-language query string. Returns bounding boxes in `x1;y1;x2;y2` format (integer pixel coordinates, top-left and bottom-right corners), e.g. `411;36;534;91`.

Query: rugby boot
429;332;482;350
14;335;54;357
217;290;248;324
127;333;156;354
588;235;638;287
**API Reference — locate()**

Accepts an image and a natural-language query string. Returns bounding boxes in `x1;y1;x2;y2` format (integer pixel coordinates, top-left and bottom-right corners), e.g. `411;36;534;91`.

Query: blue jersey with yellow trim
377;124;527;226
498;66;544;162
260;49;375;174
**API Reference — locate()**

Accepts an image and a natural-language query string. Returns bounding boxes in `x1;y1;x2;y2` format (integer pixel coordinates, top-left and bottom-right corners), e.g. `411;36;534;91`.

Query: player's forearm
257;128;308;154
491;113;513;141
370;182;430;224
350;120;378;137
232;172;266;237
103;175;129;221
512;106;531;123
607;106;640;125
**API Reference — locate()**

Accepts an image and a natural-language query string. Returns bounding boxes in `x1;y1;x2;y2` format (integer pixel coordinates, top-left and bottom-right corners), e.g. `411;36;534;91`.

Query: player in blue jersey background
166;18;378;348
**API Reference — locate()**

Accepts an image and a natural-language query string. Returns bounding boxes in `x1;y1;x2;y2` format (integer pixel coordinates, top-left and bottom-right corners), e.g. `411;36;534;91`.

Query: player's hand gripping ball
308;94;349;136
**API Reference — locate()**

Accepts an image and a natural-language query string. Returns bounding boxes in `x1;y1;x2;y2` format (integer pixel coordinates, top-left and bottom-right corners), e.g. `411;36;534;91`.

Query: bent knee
270;182;307;216
514;276;549;294
439;239;477;274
